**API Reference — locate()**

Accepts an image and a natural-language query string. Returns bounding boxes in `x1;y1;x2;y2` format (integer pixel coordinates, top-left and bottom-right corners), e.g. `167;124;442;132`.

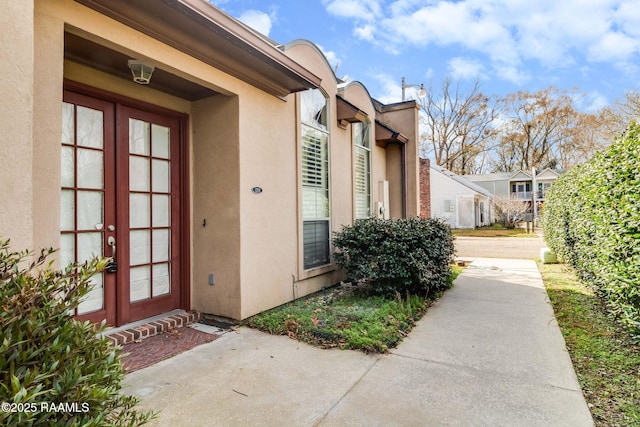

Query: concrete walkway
455;236;545;259
123;258;593;426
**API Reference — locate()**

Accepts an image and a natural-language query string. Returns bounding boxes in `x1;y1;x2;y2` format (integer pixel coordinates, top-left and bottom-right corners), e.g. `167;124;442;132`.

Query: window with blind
300;89;330;269
353;121;371;219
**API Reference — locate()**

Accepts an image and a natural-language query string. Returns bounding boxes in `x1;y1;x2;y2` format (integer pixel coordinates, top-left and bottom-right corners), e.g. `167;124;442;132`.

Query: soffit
74;0;321;98
375;120;409;148
64;32;218;101
336;96;368;129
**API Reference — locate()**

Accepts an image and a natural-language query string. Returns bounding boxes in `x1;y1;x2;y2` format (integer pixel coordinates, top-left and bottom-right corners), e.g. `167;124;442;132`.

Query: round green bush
332;217;455;297
0;239;154;426
543;123;640;339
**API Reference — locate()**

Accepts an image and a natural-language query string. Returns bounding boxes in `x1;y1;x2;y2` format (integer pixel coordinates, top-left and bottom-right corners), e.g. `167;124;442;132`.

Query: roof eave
74;0;321;98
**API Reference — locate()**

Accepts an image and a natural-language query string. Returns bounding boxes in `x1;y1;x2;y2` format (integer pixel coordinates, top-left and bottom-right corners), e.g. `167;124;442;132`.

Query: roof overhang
74;0;321;98
336;96;368;129
375;120;409;148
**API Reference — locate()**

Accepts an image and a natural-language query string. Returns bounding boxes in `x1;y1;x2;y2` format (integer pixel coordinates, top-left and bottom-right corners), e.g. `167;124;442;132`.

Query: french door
61;89;185;326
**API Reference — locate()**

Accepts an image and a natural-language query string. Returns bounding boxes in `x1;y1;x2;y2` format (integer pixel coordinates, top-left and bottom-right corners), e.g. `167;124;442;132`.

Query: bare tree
493;195;530;229
492;86;578;172
601;90;640;137
418;76;500;175
558;110;612;169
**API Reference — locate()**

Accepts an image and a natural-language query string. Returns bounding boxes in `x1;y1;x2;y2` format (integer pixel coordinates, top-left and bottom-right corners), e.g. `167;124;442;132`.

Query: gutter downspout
401;144;407;218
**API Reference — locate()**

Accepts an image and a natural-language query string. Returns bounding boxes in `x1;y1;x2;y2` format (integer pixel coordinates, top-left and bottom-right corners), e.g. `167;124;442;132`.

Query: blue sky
210;0;640;112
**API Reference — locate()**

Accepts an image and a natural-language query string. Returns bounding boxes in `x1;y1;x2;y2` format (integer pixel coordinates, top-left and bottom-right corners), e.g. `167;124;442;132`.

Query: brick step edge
104;311;202;346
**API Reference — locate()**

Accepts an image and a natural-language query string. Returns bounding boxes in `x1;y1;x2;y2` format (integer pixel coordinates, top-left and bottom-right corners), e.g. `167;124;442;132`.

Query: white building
429;164;494;229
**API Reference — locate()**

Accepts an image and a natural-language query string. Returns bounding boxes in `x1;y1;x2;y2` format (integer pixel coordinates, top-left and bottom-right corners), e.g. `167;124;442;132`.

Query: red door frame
63;90;117;326
64;80;191;326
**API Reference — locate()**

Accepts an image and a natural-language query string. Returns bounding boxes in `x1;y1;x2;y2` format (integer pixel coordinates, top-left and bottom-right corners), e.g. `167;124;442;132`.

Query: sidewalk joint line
313;356;382;426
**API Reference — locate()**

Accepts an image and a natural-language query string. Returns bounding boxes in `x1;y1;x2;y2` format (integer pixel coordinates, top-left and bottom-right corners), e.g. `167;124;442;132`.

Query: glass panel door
60;93;116;325
62;90;183;327
117;105;181;325
128;119;172;303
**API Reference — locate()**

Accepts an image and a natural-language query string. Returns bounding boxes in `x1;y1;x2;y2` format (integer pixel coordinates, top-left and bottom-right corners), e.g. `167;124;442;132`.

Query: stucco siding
1;0;35;251
6;0;421;324
192;95;242;319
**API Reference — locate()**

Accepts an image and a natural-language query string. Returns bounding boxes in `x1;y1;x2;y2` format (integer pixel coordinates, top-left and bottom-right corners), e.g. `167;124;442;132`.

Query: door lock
105;258;118;273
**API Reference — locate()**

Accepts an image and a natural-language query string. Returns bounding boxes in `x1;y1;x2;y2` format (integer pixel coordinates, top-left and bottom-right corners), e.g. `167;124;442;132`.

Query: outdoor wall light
401;77;426;101
127;60;155;85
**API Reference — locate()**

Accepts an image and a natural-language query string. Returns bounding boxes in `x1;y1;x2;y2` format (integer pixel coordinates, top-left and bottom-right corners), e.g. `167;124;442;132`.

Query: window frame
352;121;371;220
299;89;332;271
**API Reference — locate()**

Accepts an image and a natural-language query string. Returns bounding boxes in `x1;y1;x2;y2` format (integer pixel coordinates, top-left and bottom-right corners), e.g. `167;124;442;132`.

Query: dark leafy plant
0;238;155;426
543;122;640;340
332;217;455;297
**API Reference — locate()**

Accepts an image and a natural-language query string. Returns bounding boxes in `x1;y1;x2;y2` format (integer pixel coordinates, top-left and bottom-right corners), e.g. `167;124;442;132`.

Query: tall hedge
332;217;455;297
543;122;640;339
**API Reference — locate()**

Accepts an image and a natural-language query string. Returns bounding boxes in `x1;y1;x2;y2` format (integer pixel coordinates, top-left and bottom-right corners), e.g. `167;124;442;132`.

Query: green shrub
332;217;455;297
0;239;154;426
543;123;640;340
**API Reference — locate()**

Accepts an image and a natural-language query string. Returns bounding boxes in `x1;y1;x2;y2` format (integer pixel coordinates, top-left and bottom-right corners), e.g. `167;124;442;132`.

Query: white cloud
324;0;640;84
237;10;273;36
322;0;382;21
423;68;434;81
316;44;341;72
493;64;530;85
447;57;485;79
588;32;638;62
354;24;377;42
579;91;610;112
616;0;640;38
372;73;403;104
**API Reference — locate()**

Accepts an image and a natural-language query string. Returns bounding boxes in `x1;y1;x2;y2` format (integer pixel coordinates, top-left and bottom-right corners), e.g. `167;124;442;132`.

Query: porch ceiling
74;0;321;99
64;32;219;101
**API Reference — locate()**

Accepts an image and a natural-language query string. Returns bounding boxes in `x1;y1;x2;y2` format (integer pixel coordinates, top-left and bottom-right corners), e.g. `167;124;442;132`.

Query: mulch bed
120;326;219;372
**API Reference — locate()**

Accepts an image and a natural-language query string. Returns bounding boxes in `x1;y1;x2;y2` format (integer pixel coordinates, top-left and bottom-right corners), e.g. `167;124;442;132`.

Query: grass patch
539;262;640;426
453;224;538;237
244;266;464;354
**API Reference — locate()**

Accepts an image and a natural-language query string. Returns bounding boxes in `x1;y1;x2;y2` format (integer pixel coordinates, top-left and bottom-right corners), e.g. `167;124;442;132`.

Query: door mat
198;316;236;330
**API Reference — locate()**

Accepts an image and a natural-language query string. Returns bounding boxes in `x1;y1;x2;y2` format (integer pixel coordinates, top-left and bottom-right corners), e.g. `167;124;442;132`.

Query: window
300;89;330;269
353;121;371;219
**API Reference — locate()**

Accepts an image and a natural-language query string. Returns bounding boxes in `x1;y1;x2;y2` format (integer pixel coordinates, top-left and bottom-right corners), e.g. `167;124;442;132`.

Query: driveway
455;235;546;259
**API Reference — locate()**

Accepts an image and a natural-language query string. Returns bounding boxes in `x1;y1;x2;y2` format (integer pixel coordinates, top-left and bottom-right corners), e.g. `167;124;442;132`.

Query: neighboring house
420;160;494;229
1;0;421;326
465;168;562;220
465;168;561;201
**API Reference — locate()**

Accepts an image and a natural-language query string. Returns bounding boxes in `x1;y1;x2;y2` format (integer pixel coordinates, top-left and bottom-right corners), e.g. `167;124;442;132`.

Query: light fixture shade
127;60;155;85
417;84;427;98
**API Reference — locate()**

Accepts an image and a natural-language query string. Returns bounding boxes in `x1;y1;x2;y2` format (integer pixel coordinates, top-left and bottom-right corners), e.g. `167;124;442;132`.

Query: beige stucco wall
339;82;387;218
378;103;421;218
33;8;65;252
191;95;242;319
386;144;404;219
236;90;300;319
1;1;35;251
12;0;421;324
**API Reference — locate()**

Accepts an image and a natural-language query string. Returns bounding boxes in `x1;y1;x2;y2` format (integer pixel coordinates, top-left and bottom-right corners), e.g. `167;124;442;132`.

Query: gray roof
465;169;563;183
430;164;494;198
465;172;520;182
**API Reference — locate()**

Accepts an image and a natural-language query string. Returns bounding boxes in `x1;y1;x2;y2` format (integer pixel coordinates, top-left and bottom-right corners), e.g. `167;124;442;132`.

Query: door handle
106;236;117;273
107;236;116;258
